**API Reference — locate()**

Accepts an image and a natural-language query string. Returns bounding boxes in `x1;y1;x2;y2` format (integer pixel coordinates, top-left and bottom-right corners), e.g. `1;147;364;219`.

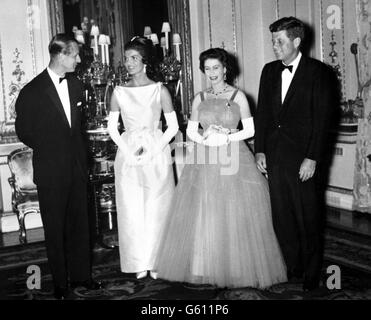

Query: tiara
130;36;148;44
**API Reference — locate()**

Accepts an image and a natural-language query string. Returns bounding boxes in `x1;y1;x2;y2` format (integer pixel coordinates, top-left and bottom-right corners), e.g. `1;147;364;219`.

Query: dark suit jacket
15;69;88;187
254;55;336;168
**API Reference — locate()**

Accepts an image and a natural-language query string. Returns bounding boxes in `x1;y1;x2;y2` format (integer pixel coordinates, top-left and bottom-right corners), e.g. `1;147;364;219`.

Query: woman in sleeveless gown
107;37;178;279
154;48;287;289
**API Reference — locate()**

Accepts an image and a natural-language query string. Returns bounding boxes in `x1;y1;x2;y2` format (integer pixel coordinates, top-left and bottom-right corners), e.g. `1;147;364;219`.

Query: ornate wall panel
356;0;371;119
320;0;347;99
206;0;237;54
0;0;51;139
353;0;371;212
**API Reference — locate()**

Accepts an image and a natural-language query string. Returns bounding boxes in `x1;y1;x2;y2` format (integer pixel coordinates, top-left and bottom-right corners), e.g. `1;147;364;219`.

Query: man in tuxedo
15;34;102;299
254;17;337;291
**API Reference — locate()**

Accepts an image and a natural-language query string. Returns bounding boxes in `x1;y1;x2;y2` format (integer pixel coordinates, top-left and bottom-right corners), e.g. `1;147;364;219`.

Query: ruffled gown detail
113;83;174;273
154;92;287;288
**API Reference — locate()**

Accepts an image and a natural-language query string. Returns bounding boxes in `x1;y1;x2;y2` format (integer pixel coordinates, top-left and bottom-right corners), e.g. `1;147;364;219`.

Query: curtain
167;0;193;117
79;0;134;67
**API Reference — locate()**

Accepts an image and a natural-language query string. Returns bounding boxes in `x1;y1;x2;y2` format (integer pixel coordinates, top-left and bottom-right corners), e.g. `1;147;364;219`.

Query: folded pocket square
77;101;82;106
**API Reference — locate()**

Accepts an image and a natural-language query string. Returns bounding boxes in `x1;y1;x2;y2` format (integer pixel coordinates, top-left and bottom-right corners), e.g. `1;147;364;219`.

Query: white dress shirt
47;67;72;127
281;51;302;104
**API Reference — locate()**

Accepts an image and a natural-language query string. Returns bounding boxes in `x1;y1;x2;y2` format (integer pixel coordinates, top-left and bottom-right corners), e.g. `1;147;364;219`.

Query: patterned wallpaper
0;0;50;142
354;0;371;212
356;0;371;120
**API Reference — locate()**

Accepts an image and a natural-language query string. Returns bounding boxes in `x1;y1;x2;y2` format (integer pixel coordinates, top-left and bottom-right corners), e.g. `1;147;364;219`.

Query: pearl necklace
207;84;229;97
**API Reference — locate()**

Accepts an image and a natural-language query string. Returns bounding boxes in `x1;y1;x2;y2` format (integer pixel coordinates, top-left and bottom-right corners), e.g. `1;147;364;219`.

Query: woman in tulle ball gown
107;37;179;280
154;48;287;289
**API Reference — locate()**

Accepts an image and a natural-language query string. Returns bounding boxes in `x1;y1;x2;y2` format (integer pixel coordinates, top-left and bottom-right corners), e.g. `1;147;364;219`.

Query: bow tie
59;76;67;83
280;64;293;73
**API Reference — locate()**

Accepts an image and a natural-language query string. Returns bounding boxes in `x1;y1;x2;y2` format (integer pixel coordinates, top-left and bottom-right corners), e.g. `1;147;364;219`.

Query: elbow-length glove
202;117;255;147
155;111;179;154
107;111;138;165
228;117;255;142
186;120;205;144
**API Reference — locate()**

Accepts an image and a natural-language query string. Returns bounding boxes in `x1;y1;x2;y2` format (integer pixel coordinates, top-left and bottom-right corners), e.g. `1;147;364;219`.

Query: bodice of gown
198;95;241;130
113;82;162;133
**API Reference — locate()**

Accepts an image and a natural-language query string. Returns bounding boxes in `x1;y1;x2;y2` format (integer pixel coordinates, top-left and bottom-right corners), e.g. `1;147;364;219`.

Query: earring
143;64;147;74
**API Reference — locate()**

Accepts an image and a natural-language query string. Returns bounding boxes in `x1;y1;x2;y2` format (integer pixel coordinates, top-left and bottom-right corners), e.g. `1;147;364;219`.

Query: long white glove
228;117;255;142
137;111;179;165
186;120;204;144
107;111;128;152
156;111;179;153
107;111;140;166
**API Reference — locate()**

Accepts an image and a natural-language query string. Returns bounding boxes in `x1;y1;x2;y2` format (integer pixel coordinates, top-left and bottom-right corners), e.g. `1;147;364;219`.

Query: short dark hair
124;36;159;80
269;17;305;42
200;48;238;84
124;36;156;67
48;33;78;58
199;48;229;73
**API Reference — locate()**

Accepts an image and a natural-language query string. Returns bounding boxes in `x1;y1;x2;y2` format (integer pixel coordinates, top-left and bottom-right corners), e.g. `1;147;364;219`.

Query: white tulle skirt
154;141;287;288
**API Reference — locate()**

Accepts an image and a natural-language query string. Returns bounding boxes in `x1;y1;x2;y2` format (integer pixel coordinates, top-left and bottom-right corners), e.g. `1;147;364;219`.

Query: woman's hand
203;132;229;146
203;125;231;139
203;125;220;139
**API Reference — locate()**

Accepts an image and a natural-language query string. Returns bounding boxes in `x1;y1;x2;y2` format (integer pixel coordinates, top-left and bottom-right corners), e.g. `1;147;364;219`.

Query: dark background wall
132;0;168;37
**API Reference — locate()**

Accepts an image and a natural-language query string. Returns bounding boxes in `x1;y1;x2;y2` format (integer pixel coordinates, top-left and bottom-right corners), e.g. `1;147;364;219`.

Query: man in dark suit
254;17;336;291
15;34;101;299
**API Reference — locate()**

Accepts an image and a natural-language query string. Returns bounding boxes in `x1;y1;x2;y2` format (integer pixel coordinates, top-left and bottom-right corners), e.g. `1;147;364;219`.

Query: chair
7;147;40;244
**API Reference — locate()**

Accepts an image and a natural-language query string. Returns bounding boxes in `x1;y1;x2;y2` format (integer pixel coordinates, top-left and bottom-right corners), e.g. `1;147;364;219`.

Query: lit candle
172;33;182;61
105;35;111;66
90;25;100;56
99;34;106;64
90;37;96;52
150;33;159;45
160;37;167;57
161;22;171;51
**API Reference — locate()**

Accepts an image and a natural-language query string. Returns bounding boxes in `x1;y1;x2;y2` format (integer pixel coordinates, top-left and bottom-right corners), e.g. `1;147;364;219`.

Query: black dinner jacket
254;55;337;168
15;69;88;187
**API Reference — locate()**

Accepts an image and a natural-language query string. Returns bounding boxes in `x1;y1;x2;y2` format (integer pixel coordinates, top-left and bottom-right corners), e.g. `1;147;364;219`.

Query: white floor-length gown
113;82;174;273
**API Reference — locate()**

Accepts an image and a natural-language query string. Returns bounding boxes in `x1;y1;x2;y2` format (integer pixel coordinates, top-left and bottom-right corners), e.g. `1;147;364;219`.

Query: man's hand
299;158;316;182
255;153;267;174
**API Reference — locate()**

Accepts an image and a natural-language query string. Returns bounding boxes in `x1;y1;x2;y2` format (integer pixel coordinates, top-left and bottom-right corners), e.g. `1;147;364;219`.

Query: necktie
59;76;67;83
280;64;293;73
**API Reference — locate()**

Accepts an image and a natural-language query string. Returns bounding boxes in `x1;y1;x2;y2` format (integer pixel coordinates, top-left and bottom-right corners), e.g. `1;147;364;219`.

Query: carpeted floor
0;227;370;300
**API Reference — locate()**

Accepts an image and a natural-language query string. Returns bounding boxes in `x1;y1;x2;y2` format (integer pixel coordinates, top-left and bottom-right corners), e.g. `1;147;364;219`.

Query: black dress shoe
54;286;69;300
70;280;104;290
